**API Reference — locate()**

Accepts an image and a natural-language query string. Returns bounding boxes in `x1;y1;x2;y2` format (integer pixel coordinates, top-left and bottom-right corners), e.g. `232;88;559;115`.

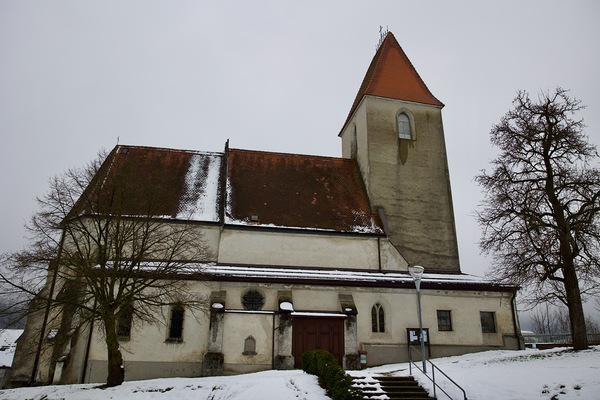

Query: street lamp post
408;265;426;374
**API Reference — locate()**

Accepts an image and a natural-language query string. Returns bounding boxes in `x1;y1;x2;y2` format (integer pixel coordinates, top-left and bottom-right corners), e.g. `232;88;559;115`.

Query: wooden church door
292;316;345;368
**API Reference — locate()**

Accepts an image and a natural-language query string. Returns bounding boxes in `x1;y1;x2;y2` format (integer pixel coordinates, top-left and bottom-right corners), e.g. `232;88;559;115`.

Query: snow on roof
187;264;513;291
72;146;223;223
176;152;222;222
104;261;513;291
291;312;347;318
0;329;23;368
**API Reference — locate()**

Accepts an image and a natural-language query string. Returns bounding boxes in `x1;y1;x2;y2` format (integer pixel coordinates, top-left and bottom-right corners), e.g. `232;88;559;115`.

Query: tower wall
342;96;460;272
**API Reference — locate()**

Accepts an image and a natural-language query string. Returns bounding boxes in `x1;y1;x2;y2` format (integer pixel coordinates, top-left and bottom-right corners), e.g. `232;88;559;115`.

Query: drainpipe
81;299;97;383
377;237;382;272
271;313;276;370
510;289;523;350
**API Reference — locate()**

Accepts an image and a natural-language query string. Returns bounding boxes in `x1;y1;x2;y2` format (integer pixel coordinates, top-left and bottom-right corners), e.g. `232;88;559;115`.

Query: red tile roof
341;32;444;135
72;145;384;235
70;145;223;222
225;148;383;234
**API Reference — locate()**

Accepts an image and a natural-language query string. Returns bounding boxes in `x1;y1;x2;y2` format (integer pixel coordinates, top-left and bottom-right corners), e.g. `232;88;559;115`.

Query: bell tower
340;32;460;272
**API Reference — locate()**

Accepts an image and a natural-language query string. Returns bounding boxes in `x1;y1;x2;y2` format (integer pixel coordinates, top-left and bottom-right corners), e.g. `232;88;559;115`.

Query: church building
8;32;522;386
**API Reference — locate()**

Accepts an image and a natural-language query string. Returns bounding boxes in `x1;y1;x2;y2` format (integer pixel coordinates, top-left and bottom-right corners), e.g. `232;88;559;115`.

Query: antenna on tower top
377;25;389;51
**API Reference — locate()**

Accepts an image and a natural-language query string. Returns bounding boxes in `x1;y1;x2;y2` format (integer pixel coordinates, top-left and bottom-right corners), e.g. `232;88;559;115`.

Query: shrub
301;350;362;400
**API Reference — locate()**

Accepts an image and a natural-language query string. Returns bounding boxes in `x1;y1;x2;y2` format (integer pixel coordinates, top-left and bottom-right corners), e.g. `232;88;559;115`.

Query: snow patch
177;153;222;222
0;329;23;368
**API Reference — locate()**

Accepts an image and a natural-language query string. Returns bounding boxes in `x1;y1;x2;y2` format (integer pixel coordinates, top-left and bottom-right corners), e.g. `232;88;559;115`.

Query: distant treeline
0;298;26;329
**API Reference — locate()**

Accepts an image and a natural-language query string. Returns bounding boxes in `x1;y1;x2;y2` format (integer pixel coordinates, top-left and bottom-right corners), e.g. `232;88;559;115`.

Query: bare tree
587;316;600;334
1;148;211;387
476;88;600;350
531;304;561;335
531;304;600;335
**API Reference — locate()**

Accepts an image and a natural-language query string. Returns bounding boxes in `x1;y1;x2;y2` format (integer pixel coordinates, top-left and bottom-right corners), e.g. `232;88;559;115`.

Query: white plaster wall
222;313;274;368
379;238;408;271
87;281;216;364
353;288;515;348
341;99;370;193
218;229;381;269
61;220;221;263
82;280;517;380
290;287;342;312
221;284;279;311
193;224;221;261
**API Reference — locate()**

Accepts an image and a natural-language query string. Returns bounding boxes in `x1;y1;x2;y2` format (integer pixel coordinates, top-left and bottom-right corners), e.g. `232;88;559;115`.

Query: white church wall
82;281;216;383
352;288;518;366
72;279;518;383
218;229;381;269
221;312;274;375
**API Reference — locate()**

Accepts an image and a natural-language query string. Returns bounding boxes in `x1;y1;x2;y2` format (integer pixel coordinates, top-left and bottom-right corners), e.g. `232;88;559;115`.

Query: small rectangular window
437;310;452;331
480;311;496;333
168;306;185;341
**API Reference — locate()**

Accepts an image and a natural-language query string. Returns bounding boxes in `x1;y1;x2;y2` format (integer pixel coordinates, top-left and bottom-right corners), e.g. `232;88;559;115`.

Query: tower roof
340;32;443;134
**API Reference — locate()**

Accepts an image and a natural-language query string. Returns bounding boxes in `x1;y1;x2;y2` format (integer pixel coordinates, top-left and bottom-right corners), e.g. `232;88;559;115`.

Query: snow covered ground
0;370;330;400
0;346;598;400
350;345;600;400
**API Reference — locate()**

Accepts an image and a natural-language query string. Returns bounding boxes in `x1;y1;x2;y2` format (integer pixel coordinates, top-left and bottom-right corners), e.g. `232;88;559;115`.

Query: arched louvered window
371;303;385;333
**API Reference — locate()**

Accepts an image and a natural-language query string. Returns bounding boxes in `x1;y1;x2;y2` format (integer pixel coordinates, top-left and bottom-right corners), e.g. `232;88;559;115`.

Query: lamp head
408;265;425;281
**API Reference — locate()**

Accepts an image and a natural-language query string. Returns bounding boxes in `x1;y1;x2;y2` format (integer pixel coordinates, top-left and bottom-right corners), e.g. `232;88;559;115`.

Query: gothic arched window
398;113;412;140
371;303;385;333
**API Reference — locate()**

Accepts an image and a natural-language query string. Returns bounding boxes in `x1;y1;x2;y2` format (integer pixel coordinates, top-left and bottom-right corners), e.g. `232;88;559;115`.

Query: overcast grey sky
1;1;599;279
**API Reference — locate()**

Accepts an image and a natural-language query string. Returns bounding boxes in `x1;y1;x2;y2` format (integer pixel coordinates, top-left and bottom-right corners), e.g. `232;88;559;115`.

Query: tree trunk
104;314;125;387
562;263;589;350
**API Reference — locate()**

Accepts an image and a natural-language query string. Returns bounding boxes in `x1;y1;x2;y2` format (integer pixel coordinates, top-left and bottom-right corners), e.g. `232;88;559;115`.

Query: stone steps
353;375;435;400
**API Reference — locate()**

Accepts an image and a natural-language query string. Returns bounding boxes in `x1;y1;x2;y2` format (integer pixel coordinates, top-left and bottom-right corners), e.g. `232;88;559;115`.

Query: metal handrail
408;345;467;400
